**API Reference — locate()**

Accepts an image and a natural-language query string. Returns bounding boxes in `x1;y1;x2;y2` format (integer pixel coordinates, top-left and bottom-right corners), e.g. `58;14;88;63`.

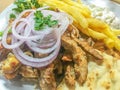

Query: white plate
0;0;120;90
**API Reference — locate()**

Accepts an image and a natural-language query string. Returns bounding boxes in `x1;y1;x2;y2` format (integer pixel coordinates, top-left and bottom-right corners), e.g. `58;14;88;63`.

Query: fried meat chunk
62;51;73;62
65;65;75;89
0;53;21;79
62;34;88;85
0;37;12;61
74;38;103;60
54;57;63;75
61;24;104;85
2;53;21;74
19;65;38;78
0;48;11;61
39;64;56;90
4;71;18;79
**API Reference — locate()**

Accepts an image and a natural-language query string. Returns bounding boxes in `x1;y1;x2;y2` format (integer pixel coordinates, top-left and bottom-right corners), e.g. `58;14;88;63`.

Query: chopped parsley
9;0;41;20
0;28;12;37
34;11;58;30
9;0;57;31
13;0;41;13
10;13;16;19
8;28;12;33
0;32;3;37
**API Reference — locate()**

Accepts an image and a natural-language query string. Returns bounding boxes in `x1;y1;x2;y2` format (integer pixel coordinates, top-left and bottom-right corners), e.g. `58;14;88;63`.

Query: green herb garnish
8;28;12;33
0;28;12;37
0;32;3;37
9;0;41;22
34;11;58;30
13;0;41;13
10;13;16;19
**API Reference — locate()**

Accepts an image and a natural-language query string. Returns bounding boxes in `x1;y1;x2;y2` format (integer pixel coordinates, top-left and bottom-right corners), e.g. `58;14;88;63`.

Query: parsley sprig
0;32;3;37
10;13;16;19
0;29;12;37
13;0;41;13
34;11;58;30
9;0;41;20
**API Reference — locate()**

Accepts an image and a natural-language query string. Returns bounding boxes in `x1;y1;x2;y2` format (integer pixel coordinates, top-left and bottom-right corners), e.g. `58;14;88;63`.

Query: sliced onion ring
12;43;60;68
2;7;71;68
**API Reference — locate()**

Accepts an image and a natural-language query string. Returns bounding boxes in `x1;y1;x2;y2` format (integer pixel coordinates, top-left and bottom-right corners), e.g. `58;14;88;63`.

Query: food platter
0;0;120;90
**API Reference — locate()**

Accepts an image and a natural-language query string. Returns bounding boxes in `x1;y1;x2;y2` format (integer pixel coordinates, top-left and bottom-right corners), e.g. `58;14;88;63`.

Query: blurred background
0;0;14;12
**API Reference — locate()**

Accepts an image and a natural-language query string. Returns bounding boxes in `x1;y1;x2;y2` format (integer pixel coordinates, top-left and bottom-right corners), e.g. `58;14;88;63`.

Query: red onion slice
26;30;60;54
12;50;56;68
26;38;60;54
14;43;60;63
2;28;24;49
2;7;71;68
12;44;60;67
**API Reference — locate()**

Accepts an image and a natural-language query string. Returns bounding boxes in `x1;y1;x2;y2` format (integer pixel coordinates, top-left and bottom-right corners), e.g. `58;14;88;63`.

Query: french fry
88;28;107;40
73;21;89;36
39;0;91;18
88;28;114;48
87;18;108;32
115;41;120;50
77;0;82;4
104;38;115;48
102;28;120;50
61;0;91;18
111;29;120;36
87;18;120;50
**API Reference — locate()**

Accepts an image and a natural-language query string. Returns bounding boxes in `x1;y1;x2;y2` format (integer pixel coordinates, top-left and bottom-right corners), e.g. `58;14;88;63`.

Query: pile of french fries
38;0;120;51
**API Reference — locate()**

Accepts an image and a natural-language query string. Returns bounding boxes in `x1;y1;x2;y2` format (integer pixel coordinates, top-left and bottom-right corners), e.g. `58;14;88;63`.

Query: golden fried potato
87;18;108;32
112;29;120;36
61;0;91;18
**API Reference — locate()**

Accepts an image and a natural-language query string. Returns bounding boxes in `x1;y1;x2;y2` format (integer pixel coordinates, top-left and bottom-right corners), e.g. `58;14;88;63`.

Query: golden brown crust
62;26;88;85
39;64;57;90
19;65;38;78
2;53;21;74
65;65;75;89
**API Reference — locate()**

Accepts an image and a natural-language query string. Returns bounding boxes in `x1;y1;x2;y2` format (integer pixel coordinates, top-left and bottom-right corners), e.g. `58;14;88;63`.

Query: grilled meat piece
4;71;18;80
39;64;56;90
0;48;11;61
62;33;88;85
62;51;73;62
54;57;63;75
1;53;21;74
74;38;103;60
87;54;103;65
65;65;75;89
19;65;38;78
0;36;12;61
61;24;104;85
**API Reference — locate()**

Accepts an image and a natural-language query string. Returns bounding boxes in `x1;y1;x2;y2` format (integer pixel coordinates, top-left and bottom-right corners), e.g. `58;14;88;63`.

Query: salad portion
0;0;120;90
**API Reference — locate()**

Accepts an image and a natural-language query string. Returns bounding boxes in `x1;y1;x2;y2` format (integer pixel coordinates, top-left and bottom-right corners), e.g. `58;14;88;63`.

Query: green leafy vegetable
8;28;12;33
34;11;58;30
48;20;58;27
10;13;16;19
0;32;3;37
0;28;12;37
13;0;41;13
9;0;41;21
